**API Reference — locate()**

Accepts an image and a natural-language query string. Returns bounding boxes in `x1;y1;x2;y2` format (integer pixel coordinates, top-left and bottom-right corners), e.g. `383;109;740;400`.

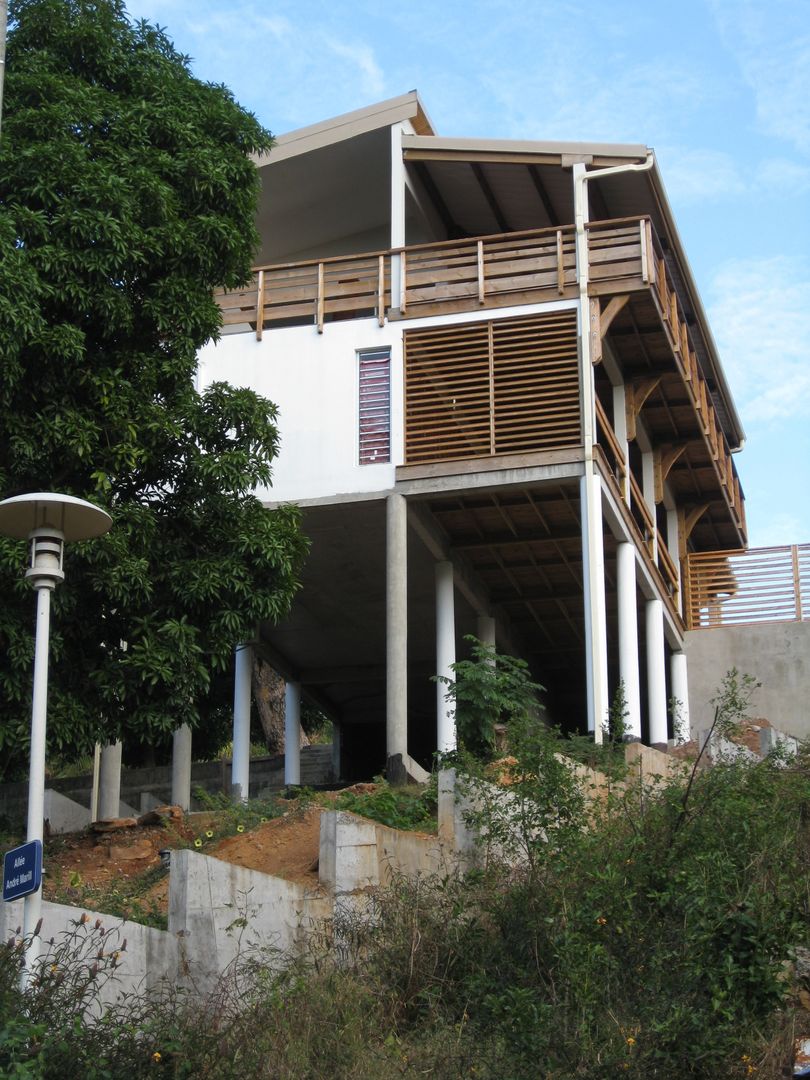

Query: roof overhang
254;90;434;167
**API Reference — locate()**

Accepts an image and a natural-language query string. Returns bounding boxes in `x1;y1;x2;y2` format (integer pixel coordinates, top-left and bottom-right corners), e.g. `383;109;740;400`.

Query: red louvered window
358;348;391;465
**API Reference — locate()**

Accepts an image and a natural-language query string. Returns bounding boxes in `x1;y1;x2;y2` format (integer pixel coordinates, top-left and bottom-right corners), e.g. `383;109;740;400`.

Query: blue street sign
3;840;43;902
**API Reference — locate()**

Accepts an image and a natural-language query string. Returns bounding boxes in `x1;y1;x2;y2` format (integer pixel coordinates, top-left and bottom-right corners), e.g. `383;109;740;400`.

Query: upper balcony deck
213;216;746;555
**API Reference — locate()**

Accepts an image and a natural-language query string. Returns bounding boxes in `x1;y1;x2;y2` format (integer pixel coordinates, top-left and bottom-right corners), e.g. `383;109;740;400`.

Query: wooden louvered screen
404;310;580;465
358;348;391;465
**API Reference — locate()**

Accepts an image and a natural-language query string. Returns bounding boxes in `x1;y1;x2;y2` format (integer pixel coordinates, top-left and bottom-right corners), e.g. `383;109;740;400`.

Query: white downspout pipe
573;153;655;741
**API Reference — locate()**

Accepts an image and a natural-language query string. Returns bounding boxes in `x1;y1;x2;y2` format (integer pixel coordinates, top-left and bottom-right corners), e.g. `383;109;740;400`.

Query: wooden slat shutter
404;310;580;464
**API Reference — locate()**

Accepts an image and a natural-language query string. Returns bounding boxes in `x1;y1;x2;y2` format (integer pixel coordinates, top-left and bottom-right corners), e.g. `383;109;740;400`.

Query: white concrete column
616;542;642;740
386;493;408;759
476;614;496;652
645;599;668;746
580;473;609;738
97;740;122;820
435;560;457;752
171;724;192;811
670;649;690;743
232;643;253;803
284;680;302;786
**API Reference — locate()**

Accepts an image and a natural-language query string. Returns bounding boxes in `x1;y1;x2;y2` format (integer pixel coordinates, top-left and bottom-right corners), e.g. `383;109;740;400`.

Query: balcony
214;217;744;548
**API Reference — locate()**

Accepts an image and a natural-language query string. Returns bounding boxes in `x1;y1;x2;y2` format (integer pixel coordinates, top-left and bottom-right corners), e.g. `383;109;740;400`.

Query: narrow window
358;348;391;465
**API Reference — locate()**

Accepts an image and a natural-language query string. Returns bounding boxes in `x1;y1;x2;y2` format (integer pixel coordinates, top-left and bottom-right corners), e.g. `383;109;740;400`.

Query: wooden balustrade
594;399;626;497
685;544;810;628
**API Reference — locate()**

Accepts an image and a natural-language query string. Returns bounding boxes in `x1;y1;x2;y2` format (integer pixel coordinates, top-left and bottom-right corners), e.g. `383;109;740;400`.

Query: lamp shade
0;493;112;542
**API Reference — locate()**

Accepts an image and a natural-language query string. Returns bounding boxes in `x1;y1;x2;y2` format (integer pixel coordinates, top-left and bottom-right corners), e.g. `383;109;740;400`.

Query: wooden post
400;250;408;314
639;220;649;283
792;545;803;620
556;229;565;294
316;263;324;333
377;255;385;327
255;269;265;342
477;240;485;305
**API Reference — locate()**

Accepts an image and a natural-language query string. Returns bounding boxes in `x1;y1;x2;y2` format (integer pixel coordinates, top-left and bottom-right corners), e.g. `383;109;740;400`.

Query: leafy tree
0;0;307;774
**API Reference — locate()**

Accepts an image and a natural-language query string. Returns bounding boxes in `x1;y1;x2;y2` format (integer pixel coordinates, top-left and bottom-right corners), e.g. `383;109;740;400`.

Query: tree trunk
252;657;309;754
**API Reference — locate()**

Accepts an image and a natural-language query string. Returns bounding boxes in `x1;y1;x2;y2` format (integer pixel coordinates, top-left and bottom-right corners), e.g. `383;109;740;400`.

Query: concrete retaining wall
0;899;176;1007
685;622;810;740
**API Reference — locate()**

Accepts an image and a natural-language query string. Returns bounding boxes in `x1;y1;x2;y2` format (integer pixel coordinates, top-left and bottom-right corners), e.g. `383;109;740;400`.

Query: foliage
436;635;544;759
191;787;286;838
334;777;437;832
46;865;168;930
2;679;808;1078
0;0;308;774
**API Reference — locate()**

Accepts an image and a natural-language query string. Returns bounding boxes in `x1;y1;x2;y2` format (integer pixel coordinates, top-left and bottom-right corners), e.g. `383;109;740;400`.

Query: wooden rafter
471;163;510;233
527;164;559;226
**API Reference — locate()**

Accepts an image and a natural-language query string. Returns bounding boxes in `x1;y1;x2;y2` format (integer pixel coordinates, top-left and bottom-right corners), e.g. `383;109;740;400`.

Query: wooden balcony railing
685;544;810;629
215;224;579;335
642;224;745;539
215;218;742;537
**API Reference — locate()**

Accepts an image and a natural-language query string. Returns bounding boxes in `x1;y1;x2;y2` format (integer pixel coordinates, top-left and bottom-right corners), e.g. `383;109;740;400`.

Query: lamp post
0;493;111;985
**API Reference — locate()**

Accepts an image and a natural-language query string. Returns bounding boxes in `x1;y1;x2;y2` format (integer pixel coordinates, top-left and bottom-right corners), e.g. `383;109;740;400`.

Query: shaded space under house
199;92;750;780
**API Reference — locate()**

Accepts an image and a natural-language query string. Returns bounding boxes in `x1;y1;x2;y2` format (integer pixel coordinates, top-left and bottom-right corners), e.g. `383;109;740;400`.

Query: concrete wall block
168;849;330;995
0;899;176;1007
685;622;810;742
331;811;380;894
43;789;90;835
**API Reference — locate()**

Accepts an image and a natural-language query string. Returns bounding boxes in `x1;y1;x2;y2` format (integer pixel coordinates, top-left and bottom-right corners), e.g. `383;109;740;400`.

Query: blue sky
125;0;810;548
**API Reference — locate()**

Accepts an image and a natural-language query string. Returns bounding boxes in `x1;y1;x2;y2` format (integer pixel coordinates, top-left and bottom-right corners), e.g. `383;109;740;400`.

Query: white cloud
324;38;385;99
710;0;810;154
707;255;810;423
657;148;746;204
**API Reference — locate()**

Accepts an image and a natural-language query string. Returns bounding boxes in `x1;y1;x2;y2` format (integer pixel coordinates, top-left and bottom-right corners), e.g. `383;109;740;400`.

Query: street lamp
0;493;111;984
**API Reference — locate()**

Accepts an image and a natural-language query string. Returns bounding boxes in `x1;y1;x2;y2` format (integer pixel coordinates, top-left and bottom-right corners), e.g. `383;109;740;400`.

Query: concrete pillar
670;649;690;743
616;542;642;740
171;724;192;811
97;740;122;820
580;473;609;738
386;492;408;759
436;560;457;752
232;643;253;803
645;599;668;747
331;720;342;783
476;614;496;652
284;680;301;786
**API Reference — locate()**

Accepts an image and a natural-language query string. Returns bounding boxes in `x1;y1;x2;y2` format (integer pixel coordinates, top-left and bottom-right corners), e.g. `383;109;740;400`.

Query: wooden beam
599;294;630;338
625;376;662;441
653;442;688;503
589;298;602;364
527;164;559;226
471;162;510;233
681;503;711;554
413;161;459;238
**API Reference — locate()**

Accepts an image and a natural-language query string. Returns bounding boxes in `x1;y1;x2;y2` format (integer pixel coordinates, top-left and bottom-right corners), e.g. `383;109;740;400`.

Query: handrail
594;398;626;497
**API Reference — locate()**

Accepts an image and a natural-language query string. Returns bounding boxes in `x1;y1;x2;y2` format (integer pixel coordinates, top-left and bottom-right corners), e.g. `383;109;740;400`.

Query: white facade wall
198;300;578;505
